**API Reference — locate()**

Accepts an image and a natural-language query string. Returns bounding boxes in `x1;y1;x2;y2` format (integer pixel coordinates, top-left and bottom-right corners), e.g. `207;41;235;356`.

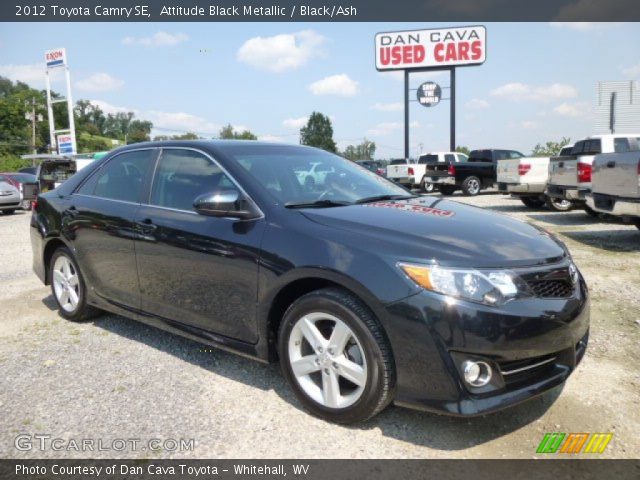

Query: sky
0;22;639;158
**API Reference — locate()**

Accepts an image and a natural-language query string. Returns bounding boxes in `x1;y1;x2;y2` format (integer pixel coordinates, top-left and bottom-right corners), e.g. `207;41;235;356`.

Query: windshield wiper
355;194;417;204
285;199;353;209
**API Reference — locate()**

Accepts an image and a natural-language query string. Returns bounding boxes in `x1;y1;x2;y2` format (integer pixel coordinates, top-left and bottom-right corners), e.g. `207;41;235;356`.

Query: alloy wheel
52;255;80;313
288;312;367;409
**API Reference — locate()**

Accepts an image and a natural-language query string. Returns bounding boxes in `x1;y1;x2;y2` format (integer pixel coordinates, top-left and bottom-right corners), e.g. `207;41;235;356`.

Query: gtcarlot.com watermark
15;434;195;452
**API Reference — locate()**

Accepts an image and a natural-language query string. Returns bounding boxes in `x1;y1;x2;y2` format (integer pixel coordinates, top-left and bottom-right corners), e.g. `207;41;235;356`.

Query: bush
0;155;31;172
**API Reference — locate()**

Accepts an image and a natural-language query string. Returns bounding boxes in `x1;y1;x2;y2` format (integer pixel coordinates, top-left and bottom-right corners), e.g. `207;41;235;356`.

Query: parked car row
0;172;38;214
495;133;640;229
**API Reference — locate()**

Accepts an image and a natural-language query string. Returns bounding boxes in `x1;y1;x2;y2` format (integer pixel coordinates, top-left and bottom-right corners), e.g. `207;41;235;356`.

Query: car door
69;148;158;309
134;147;266;343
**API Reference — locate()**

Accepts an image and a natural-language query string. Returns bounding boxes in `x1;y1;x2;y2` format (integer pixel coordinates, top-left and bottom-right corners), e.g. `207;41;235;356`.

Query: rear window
389;159;407;165
444;154;456;164
418;154;439;164
8;173;36;183
559;146;573;156
468;150;492;162
585;139;601;154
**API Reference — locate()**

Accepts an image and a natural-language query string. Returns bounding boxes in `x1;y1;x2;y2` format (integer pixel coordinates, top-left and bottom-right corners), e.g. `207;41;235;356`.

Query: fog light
462;360;492;387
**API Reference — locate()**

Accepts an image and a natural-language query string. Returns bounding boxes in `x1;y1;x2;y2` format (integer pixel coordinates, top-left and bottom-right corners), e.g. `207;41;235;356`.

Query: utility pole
24;97;43;158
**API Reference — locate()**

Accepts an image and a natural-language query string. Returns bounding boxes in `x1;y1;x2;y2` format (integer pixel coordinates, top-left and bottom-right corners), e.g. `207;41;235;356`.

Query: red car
0;172;38;210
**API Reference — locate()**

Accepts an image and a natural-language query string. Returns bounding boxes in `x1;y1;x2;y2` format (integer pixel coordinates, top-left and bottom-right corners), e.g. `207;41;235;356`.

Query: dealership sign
375;26;486;71
417;82;441;107
56;134;75;154
45;48;67;68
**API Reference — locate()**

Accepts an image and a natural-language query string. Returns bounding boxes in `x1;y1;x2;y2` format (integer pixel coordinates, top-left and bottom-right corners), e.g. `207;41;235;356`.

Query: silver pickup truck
585;142;640;229
547;134;640;215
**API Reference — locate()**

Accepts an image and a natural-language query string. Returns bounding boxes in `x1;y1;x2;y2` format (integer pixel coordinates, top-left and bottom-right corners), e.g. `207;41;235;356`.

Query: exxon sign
45;48;67;69
375;26;486;71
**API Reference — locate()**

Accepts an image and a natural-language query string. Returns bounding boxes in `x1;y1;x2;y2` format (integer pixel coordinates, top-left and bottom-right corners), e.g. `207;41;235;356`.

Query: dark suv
31;141;589;423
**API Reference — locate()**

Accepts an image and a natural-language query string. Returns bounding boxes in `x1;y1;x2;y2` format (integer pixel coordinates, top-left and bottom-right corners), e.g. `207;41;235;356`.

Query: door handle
606;161;616;168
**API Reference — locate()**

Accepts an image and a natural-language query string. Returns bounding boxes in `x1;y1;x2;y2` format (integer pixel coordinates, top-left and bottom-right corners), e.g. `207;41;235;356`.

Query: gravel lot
1;192;639;459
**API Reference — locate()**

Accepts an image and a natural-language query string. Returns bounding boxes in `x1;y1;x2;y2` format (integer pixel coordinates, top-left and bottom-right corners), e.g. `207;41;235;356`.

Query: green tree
455;145;471;156
342;138;376;160
531;137;572;157
219;123;257;140
300;112;337;153
153;132;200;141
126;120;153;144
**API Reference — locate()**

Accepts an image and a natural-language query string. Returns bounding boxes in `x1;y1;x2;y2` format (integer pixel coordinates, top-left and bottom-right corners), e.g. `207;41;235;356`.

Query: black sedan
30;141;589;423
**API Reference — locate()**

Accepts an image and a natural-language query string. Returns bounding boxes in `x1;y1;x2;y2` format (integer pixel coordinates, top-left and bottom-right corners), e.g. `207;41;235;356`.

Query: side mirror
193;190;258;220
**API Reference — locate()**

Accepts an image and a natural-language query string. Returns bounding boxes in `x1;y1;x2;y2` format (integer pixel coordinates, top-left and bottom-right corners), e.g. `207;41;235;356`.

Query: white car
497;145;573;210
0;179;21;215
295;162;335;188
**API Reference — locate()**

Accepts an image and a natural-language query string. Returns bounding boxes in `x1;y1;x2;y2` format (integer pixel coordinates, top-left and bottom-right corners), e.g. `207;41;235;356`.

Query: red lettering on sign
379;45;426;66
434;41;483;63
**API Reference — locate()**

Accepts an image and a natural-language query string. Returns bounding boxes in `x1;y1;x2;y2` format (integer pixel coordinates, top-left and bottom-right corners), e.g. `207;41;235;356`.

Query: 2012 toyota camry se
30;141;589;423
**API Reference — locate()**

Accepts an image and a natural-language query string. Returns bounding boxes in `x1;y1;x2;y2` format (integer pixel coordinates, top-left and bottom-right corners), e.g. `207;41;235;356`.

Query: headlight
399;263;526;306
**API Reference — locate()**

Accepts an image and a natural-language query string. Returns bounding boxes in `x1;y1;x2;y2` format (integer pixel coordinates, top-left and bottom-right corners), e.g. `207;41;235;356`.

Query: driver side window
150;149;234;212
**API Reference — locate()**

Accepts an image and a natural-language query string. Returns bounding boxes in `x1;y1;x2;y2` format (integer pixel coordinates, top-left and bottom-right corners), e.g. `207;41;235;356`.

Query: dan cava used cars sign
375;26;486;71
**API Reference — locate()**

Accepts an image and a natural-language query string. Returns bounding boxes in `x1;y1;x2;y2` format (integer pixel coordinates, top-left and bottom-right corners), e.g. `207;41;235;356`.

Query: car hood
301;197;567;268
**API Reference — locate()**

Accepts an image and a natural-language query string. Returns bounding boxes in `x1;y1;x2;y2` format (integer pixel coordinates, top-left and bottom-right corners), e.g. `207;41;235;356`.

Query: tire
420;177;435;193
546;197;573;212
438;185;457;196
584;206;599;217
520;196;546;209
278;287;395;424
461;176;481;196
2;209;15;215
50;247;101;322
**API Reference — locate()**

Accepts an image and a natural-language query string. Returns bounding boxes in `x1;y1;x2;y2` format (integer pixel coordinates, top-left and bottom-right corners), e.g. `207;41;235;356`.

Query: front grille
527;279;574;298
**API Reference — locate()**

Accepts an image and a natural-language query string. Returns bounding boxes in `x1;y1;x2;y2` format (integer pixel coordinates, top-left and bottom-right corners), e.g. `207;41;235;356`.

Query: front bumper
383;265;589;416
498;182;546;195
586;193;640;218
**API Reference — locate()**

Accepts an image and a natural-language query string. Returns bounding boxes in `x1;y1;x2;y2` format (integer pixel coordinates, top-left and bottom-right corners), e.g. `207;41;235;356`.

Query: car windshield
9;173;36;183
226;145;411;206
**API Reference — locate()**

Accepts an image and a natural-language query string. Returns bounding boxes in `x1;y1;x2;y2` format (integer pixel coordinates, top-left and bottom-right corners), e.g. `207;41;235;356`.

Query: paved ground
0;192;639;459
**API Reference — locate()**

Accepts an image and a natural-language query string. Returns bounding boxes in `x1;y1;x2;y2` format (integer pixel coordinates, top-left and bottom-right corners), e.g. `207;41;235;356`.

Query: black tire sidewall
278;291;389;424
50;247;89;322
462;176;481;196
547;197;572;212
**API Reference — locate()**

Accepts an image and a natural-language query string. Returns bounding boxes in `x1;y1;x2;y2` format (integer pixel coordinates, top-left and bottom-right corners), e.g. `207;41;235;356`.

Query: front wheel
584;206;599;217
520;196;546;209
278;288;395;424
2;209;15;215
50;247;101;322
438;185;457;196
546;197;573;212
462;176;481;196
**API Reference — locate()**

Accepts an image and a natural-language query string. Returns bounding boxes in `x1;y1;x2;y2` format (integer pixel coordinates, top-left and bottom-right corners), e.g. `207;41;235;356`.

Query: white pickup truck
585;139;640;229
497;145;573;210
547;134;640;215
386;159;413;186
386;152;468;192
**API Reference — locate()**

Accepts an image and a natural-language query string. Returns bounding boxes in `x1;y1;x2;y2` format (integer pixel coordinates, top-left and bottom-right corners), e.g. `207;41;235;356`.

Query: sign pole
404;69;409;159
450;67;456;152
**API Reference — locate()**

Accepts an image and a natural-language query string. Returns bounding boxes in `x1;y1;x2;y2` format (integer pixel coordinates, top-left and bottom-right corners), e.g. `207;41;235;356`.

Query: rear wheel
50;247;101;322
420;177;435;193
462;176;481;196
2;209;15;215
438;185;456;196
278;288;395;424
520;196;546;209
546;197;573;212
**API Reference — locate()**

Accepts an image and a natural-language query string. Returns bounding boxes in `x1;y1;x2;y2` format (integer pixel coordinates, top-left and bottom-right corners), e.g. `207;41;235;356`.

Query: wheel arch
260;269;392;363
42;237;73;285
